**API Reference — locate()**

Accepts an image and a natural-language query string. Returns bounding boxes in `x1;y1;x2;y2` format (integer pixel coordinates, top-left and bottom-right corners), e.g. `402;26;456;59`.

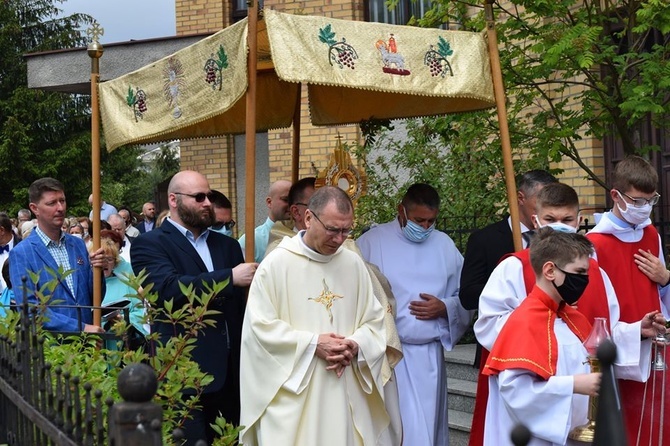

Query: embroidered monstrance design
309;279;343;322
163;56;186;119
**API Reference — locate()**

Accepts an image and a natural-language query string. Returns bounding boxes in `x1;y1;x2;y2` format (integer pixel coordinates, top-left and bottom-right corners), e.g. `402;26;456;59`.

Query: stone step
448;408;473;446
447;378;477;413
445;343;478;383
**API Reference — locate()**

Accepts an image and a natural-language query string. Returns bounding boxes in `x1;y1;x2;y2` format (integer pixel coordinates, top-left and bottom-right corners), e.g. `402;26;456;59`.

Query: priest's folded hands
316;332;360;378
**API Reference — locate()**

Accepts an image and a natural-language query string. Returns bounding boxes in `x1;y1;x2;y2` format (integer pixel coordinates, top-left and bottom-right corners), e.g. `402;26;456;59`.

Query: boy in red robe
483;229;598;445
587;155;670;445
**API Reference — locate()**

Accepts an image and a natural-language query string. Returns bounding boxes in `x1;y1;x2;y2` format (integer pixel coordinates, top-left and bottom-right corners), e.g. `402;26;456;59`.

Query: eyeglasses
310;210;353;237
211;220;236;231
174;191;214;203
617;190;661;207
293;202;309;207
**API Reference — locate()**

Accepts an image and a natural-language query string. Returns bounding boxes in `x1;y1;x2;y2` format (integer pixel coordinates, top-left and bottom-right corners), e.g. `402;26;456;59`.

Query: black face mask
552;265;589;305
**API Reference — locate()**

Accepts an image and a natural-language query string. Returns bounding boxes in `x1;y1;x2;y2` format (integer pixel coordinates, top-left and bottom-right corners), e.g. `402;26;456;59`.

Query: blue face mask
210;226;233;237
401;207;435;243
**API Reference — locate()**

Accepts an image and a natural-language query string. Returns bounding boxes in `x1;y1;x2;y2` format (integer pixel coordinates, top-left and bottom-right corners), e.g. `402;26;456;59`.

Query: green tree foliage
408;0;670;187
0;0;93;215
0;0;177;217
356;0;669;238
353;118;549;250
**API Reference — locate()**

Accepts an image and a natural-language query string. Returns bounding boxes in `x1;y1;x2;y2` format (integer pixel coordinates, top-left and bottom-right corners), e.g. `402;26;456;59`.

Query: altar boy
482;229;599;445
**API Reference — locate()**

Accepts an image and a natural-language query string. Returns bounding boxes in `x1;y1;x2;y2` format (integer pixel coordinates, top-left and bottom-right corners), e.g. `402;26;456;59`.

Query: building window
366;0;432;25
232;0;248;23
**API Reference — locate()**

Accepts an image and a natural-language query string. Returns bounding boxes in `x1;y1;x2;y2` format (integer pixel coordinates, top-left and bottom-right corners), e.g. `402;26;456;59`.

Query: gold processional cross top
86;22;104;43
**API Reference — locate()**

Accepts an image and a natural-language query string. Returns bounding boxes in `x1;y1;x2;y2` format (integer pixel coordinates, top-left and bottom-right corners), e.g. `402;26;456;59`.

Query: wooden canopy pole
245;0;259;262
485;0;522;252
87;25;104;326
291;84;302;184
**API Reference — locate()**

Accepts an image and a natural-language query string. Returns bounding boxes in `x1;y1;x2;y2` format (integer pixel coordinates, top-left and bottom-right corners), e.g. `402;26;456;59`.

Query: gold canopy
98;10;496;151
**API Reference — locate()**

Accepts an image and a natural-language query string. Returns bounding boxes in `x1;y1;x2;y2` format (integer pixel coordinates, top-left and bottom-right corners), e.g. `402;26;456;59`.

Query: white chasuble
240;233;390;446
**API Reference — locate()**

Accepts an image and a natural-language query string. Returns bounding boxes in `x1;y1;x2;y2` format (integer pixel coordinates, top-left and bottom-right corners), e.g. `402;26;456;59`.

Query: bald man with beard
131;170;258;445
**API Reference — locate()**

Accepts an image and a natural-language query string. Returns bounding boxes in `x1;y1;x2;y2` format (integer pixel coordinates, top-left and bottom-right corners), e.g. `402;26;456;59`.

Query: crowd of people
1;155;669;445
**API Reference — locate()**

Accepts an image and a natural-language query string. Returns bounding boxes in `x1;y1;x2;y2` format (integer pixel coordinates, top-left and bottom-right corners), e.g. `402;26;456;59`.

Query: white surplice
240;232;390;446
474;255;651;381
357;220;473;445
485;320;591;446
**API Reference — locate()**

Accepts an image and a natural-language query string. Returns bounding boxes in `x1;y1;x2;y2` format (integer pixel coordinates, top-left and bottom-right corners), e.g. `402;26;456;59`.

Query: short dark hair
29;178;64;204
529;228;593;276
535;183;579;212
309;186;353;215
401;183;440;210
289;177;316;206
0;213;12;232
612;155;658;194
516;170;558;196
209;190;232;209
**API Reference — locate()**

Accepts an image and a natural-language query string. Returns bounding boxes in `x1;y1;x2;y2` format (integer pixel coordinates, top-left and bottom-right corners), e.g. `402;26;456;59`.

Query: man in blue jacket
10;177;105;333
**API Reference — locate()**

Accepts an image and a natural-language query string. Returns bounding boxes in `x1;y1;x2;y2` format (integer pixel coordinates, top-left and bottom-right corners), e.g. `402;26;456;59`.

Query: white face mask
70;233;83;239
534;216;578;234
616;191;653;226
210;226;233;237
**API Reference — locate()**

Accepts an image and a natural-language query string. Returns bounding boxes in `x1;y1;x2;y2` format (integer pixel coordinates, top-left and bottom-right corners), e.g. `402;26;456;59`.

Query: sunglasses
211;220;236;231
173;191;215;203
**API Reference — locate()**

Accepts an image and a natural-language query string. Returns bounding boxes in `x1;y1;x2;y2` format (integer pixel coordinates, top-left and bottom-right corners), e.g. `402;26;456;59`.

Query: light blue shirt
34;227;74;294
238;217;274;263
167;218;214;272
89;202;118;222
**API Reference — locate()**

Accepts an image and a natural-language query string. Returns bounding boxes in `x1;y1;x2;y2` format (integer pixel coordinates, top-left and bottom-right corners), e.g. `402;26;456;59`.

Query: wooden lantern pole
87;23;104;326
245;0;259;262
485;0;522;251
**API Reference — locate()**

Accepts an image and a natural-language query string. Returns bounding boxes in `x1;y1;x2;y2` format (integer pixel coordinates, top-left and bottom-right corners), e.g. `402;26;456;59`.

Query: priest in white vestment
240;186;391;446
357;183;473;446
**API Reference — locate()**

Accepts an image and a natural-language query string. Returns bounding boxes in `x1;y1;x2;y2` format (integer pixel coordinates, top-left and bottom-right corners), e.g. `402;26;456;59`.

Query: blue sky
59;0;176;44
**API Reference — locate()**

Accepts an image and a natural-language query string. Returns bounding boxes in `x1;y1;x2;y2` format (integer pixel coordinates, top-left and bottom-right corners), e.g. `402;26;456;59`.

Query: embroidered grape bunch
205;63;217;84
427;58;442;76
337;47;356;69
319;24;358;70
203;45;229;91
126;86;148;122
137;97;147;113
424;36;454;78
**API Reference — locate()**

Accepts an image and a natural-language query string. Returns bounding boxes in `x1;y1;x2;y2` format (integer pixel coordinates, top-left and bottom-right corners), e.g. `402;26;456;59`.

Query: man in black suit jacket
459;170;557;312
135;202;157;233
131;171;257;445
459;169;556;446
